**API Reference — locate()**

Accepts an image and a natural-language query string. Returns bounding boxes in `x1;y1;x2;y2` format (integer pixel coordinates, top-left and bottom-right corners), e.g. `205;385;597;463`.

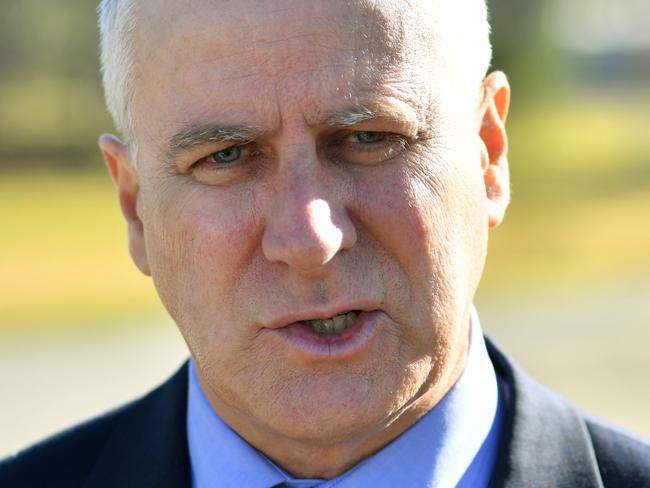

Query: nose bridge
261;147;356;272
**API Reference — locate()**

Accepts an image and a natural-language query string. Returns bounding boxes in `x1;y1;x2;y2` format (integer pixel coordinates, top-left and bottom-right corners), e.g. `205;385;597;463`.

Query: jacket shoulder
0;362;190;488
485;337;650;488
586;417;650;487
0;403;130;488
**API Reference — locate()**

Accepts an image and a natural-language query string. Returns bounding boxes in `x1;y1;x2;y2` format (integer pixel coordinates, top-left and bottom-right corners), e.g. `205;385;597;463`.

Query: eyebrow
322;102;419;135
164;123;264;165
324;105;378;127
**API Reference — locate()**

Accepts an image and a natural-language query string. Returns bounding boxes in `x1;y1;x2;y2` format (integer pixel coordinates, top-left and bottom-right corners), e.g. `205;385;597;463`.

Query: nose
262;174;357;274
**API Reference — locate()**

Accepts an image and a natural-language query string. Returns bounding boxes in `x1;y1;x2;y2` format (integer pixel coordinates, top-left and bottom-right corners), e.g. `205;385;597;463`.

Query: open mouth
300;310;359;336
272;309;381;359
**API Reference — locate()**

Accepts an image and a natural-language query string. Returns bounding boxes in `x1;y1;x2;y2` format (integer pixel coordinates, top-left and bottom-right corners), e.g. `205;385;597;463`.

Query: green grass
480;91;650;293
0;171;162;330
483;189;650;293
508;93;650;177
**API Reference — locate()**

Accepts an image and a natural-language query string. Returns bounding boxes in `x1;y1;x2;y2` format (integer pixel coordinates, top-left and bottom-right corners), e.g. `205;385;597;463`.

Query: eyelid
192;140;252;165
215;141;250;155
343;115;419;139
218;140;252;151
324;131;409;167
343;130;384;141
341;131;407;145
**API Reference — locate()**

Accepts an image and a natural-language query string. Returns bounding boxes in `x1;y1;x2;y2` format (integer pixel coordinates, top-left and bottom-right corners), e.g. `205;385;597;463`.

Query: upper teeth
304;311;358;335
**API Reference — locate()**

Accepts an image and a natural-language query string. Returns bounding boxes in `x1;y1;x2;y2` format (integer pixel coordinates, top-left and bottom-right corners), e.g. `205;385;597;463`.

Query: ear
479;71;511;228
99;134;151;276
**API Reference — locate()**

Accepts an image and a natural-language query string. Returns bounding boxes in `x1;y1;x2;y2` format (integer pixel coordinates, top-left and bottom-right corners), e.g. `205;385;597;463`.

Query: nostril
261;199;348;270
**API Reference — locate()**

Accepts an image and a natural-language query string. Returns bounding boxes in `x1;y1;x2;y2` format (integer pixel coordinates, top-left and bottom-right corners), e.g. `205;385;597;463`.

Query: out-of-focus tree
0;0;110;170
488;0;564;103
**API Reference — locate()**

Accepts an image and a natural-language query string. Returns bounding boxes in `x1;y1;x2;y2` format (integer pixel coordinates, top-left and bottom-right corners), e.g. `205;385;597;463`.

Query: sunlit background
1;0;649;457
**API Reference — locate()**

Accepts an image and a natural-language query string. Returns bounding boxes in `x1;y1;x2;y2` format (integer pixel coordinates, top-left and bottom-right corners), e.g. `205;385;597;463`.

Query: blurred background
1;0;649;457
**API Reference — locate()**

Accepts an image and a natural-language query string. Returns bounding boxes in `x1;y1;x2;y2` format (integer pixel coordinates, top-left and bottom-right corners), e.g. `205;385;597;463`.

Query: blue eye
211;146;241;164
355;131;386;143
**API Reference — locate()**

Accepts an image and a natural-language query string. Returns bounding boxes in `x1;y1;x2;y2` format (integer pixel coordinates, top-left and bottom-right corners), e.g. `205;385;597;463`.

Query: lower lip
270;311;383;361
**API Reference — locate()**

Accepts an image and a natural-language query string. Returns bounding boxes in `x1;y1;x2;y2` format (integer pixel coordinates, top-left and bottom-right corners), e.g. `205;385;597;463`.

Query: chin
266;402;389;447
256;365;430;444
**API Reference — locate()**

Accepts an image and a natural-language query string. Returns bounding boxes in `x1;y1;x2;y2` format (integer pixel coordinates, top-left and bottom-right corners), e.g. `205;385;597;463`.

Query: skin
100;0;510;479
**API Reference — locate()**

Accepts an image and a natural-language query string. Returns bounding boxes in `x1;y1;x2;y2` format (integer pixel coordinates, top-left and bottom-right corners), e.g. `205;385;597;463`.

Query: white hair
98;0;492;156
443;0;493;94
98;0;138;154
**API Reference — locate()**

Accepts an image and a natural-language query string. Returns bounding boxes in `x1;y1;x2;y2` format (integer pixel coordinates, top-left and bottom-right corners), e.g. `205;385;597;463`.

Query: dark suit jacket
1;339;649;487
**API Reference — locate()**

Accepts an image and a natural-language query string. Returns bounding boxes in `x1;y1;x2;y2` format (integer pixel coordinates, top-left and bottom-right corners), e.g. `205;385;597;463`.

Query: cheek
358;159;452;290
354;150;483;325
141;181;261;334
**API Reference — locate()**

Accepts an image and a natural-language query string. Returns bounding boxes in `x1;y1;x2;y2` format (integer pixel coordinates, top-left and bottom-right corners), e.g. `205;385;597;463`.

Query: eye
354;131;386;144
210;145;242;164
188;142;264;186
328;130;407;166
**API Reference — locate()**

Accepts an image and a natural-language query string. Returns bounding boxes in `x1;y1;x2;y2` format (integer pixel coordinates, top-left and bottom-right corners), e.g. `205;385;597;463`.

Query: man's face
118;0;505;452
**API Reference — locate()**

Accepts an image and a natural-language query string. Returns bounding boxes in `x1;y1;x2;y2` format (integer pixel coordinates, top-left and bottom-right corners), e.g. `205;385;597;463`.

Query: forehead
137;0;430;59
133;0;440;149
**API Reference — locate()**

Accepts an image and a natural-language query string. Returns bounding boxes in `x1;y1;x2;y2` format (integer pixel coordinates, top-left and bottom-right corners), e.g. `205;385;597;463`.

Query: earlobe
479;71;511;229
98;134;151;276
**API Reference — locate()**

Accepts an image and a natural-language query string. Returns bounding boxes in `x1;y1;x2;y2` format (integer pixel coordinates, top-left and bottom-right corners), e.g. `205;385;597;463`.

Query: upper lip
263;301;379;329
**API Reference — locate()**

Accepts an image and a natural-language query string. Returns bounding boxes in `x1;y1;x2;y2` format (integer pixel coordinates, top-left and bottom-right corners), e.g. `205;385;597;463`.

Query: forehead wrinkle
144;1;359;68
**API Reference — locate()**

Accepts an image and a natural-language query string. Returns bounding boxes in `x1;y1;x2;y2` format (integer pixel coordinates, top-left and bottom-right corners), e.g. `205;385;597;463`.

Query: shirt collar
187;362;287;488
187;306;501;488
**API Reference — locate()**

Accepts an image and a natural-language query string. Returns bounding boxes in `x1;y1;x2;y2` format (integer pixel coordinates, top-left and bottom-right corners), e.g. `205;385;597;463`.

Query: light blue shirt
187;307;503;488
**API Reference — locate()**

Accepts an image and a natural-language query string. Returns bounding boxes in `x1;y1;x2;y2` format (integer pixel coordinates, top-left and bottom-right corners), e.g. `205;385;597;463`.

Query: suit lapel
486;339;605;488
83;363;191;488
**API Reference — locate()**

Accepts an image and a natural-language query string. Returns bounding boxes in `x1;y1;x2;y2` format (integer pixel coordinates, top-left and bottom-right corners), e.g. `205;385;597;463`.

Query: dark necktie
270;482;318;488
